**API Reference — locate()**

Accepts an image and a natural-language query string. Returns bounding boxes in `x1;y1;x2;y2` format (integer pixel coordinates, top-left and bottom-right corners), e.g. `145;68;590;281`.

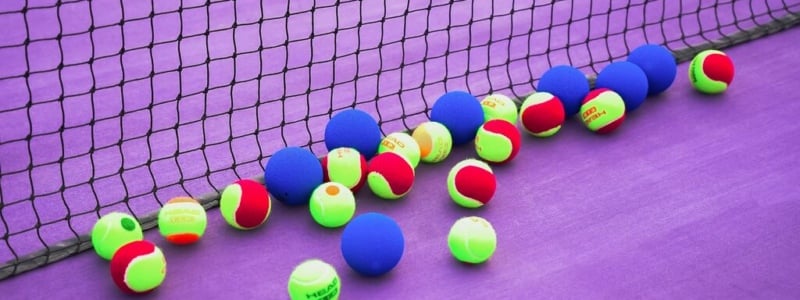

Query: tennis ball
91;212;144;260
367;152;415;200
627;44;677;96
475;119;521;164
341;212;405;277
325;109;382;159
288;259;341;300
447;159;496;208
537;65;590;116
321;147;367;193
595;61;649;112
157;197;207;245
448;216;497;264
220;179;272;230
580;88;626;134
265;147;323;206
480;93;518;124
430;91;485;145
378;132;421;168
689;49;735;94
519;92;566;137
309;182;356;228
110;240;166;294
411;121;452;164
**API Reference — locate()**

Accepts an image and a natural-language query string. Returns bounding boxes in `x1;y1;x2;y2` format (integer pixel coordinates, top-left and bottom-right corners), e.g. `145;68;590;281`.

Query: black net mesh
0;0;798;280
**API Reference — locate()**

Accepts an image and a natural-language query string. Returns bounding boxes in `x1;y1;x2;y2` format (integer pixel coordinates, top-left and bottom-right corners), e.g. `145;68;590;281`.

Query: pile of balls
89;45;735;297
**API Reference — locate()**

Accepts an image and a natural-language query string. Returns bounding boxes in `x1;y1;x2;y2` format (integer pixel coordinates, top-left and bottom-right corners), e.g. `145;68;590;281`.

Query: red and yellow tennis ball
157;197;207;245
580;89;626;134
110;240;166;294
519;92;566;137
91;212;144;260
411;121;452;164
689;49;735;94
322;147;368;193
480;93;518;124
367;152;415;200
219;179;272;230
475;119;521;164
378;132;421;168
447;159;496;208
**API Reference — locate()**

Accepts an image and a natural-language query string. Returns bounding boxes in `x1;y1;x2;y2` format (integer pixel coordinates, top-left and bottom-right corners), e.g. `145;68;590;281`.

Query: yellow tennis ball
411;121;452;164
689;49;735;94
158;197;207;245
447;216;497;264
91;212;144;260
288;259;341;300
378;132;421;168
309;182;356;228
480;93;518;124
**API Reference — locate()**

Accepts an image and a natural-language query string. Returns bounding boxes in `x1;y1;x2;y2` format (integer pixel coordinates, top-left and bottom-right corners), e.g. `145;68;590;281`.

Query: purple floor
0;24;799;300
2;0;800;298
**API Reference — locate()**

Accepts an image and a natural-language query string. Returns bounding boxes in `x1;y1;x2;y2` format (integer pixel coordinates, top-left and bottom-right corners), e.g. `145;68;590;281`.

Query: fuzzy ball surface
91;212;144;260
475;119;521;164
411;121;453;164
689;49;735;94
519;92;566;137
322;147;368;193
219;179;272;230
447;159;497;208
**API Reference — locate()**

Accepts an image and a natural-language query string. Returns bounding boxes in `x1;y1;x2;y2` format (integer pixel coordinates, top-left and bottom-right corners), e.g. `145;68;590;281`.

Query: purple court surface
2;0;800;299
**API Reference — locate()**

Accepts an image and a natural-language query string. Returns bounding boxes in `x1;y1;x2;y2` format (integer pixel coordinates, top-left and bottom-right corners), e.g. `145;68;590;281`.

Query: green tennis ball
411;121;453;164
91;212;144;260
158;197;207;245
448;216;497;264
309;182;356;228
480;93;518;124
378;132;421;168
689;49;735;94
288;259;341;300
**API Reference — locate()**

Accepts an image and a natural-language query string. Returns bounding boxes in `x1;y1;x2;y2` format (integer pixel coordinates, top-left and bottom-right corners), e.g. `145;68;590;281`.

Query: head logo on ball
580;89;626;134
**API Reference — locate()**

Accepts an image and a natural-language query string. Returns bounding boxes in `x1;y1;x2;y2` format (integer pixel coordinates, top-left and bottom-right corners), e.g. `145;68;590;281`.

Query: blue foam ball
325;109;382;159
537;65;590;116
340;212;404;277
429;91;484;146
595;61;650;112
627;44;677;96
264;147;323;206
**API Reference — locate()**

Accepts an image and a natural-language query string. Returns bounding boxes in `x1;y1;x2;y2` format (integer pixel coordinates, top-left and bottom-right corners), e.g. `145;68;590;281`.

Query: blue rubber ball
627;44;677;96
325;109;382;159
537;65;590;116
429;91;484;146
595;61;650;112
340;212;404;277
264;147;323;206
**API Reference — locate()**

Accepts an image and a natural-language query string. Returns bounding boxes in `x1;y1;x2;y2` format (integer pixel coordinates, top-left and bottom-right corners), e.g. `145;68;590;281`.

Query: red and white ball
519;92;566;137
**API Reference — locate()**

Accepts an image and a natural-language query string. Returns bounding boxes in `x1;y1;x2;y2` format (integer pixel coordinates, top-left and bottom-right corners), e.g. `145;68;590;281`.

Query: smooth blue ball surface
627;44;677;96
325;109;382;159
429;91;484;146
340;212;405;277
595;61;650;112
264;147;323;206
537;65;590;116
